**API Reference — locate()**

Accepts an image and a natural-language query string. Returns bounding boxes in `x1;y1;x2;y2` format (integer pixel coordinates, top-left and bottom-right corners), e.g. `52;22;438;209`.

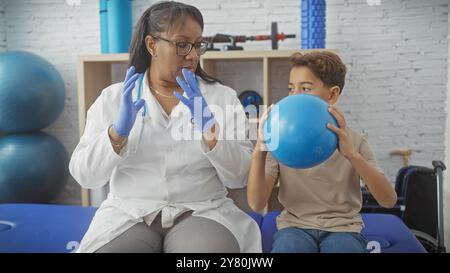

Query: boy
247;51;397;253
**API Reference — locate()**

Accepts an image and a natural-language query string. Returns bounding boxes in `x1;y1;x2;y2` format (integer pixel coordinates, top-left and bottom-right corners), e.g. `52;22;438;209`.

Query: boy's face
288;66;340;104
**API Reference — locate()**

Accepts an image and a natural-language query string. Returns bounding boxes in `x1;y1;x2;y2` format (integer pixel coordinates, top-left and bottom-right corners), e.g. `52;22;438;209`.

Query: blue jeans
272;227;368;253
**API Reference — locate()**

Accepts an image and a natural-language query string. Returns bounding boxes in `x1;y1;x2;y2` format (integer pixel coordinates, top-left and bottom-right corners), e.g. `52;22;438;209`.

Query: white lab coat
69;70;262;253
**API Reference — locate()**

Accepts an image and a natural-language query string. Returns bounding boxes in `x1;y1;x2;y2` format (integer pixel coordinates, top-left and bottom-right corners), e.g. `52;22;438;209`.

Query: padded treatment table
260;211;426;253
0;204;264;253
0;204;97;252
0;204;426;253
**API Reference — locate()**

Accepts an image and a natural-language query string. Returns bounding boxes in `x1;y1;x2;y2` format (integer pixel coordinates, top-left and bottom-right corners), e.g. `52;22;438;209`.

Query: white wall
328;0;449;179
0;0;5;52
444;5;450;251
1;0;449;237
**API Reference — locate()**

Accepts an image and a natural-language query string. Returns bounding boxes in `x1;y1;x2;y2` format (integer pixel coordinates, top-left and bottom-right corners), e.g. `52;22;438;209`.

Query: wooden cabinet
200;50;300;105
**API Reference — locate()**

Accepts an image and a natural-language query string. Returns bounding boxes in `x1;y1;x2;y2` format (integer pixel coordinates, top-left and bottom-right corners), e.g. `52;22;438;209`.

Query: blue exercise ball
0;132;68;203
263;94;338;168
0;51;65;133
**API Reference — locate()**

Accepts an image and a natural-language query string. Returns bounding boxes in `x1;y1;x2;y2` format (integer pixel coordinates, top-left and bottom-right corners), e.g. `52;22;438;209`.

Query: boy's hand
256;104;274;152
326;105;359;161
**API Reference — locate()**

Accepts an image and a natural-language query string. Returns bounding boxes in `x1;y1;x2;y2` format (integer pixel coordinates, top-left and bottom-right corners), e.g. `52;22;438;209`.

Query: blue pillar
301;0;326;49
99;0;109;53
106;0;132;53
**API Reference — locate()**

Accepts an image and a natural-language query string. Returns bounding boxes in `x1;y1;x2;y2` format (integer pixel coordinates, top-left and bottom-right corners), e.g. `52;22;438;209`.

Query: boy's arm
247;105;278;212
348;153;397;208
327;105;397;208
247;145;278;212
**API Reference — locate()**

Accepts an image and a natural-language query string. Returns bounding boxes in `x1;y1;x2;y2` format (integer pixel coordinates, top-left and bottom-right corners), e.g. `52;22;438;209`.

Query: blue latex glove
113;66;145;137
174;68;215;132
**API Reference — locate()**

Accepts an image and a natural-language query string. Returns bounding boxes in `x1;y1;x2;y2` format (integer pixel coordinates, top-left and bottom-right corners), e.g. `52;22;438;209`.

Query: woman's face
149;16;203;84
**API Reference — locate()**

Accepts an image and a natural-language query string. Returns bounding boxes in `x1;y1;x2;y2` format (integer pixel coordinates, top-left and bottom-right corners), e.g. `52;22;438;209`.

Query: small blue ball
263;94;338;168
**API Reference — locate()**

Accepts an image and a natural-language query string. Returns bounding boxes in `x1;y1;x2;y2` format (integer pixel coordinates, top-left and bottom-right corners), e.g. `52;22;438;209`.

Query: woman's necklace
150;85;178;100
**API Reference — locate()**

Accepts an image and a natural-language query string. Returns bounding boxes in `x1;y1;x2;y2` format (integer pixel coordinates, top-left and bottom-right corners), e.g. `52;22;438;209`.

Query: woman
69;1;261;253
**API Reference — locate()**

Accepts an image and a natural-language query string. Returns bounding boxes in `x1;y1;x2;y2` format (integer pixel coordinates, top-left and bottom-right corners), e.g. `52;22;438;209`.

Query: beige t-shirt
265;127;383;233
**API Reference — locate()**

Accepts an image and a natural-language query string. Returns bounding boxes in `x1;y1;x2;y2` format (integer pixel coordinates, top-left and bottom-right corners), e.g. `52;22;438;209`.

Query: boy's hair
289;51;347;94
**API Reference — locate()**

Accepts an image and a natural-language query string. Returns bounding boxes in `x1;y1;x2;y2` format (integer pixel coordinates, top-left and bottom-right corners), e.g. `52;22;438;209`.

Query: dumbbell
205;22;296;50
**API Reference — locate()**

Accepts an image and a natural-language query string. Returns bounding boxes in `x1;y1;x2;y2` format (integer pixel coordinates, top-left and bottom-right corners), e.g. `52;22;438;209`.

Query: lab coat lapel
167;98;191;130
140;71;168;128
167;77;209;131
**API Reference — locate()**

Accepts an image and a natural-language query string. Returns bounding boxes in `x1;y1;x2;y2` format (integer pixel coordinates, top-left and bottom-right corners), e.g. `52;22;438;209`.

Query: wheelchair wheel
413;230;446;253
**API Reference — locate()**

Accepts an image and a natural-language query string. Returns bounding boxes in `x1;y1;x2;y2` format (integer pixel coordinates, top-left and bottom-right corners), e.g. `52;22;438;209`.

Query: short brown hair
289;51;347;93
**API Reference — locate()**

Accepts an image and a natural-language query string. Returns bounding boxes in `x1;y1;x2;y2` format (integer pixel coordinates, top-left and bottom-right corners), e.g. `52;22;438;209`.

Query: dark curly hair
289;51;347;93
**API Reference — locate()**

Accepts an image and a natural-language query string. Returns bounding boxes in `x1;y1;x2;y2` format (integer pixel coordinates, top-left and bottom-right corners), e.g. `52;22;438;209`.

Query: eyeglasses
150;35;209;56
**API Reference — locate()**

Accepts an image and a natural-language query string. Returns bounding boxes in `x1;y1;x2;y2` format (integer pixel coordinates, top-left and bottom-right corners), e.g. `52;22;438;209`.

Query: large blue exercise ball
263;94;338;168
0;51;65;133
0;132;68;203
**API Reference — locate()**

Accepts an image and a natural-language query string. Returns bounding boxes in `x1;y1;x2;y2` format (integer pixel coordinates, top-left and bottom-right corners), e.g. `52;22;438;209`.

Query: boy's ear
145;35;157;57
328;86;341;105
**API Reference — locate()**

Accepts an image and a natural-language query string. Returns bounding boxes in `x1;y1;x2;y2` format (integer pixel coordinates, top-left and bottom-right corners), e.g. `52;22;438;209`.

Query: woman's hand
326;105;358;161
112;66;145;137
174;68;215;132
